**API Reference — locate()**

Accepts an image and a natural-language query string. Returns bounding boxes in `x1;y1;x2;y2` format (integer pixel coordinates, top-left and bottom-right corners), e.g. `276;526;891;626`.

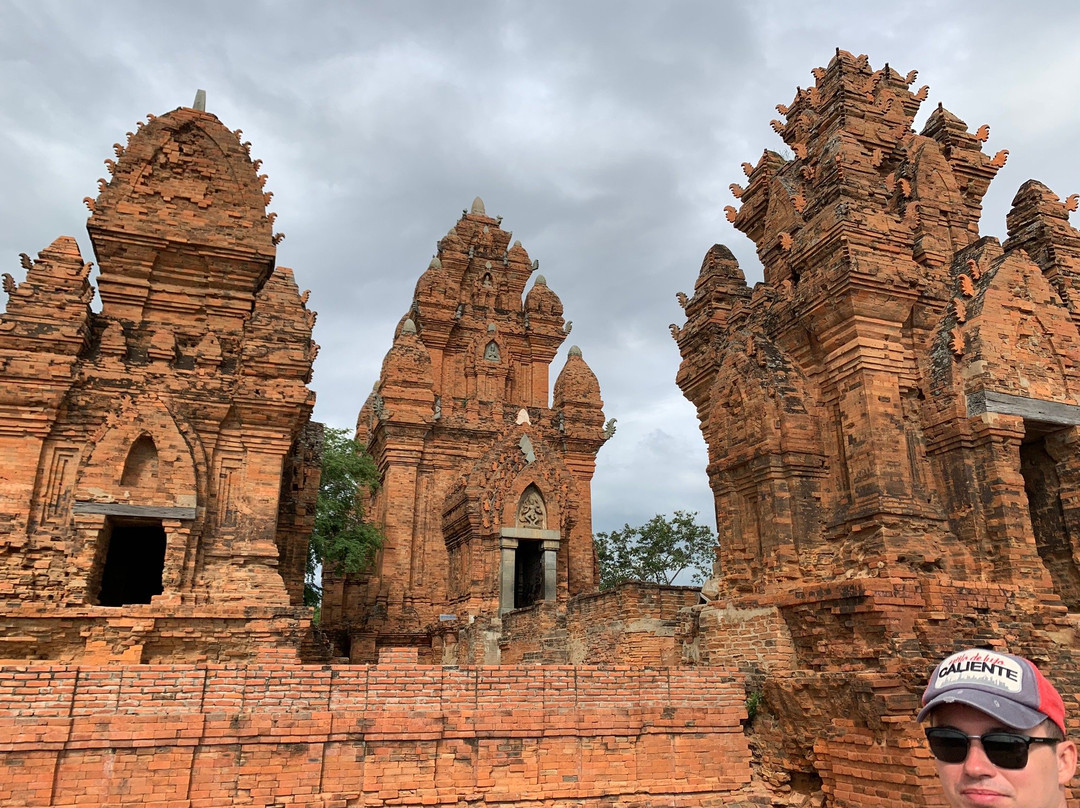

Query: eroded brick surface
320;199;610;662
0;105;319;663
498;582;700;665
676;50;1080;806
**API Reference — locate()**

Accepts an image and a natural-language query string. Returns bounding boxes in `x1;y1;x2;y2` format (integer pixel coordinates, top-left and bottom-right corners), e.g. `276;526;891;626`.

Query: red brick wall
680;599;797;689
499;583;701;665
496;601;562;663
498;583;699;665
0;662;750;807
566;583;699;665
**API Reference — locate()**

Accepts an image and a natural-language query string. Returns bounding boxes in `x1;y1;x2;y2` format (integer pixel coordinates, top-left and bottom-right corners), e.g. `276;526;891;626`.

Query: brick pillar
69;513;108;604
971;413;1051;585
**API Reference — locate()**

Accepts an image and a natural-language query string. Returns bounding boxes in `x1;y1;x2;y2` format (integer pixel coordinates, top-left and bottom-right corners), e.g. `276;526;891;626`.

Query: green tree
306;426;383;607
594;510;715;590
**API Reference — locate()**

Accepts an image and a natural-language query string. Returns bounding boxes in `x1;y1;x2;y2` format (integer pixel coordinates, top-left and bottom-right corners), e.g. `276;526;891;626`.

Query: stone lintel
499;527;559;542
73;502;197;520
967;390;1080;427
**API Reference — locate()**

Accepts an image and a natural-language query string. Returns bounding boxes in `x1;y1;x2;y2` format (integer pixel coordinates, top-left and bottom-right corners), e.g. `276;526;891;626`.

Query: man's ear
1056;739;1077;786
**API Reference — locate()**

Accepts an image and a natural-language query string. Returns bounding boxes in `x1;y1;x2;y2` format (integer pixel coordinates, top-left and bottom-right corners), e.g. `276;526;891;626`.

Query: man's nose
962;739;998;776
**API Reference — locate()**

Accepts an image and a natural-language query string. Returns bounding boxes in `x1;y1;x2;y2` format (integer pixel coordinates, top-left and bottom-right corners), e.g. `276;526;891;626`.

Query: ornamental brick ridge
319;199;612;663
0;102;319;664
674;48;1080;806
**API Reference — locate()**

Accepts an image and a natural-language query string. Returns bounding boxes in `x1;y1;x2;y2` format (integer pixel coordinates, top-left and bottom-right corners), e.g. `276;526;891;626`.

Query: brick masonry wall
680;599;796;690
0;662;751;808
563;584;700;665
499;583;701;665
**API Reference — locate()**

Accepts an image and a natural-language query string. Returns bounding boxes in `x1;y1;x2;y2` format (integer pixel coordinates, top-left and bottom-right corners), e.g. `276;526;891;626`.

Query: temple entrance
514;539;544;609
499;487;559;613
96;519;167;606
1020;434;1080;610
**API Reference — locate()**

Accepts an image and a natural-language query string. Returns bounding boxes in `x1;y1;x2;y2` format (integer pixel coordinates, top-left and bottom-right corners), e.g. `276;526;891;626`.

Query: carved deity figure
516;488;546;529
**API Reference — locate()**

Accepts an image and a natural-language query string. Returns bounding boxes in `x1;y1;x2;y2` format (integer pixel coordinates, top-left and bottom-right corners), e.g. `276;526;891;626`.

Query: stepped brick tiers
0;108;751;808
674;50;1080;806
0;103;320;664
5;53;1080;808
320;198;614;664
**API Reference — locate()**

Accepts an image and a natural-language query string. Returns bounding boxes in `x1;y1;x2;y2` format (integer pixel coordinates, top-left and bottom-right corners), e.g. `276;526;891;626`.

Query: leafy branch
594;510;715;590
305;427;383;607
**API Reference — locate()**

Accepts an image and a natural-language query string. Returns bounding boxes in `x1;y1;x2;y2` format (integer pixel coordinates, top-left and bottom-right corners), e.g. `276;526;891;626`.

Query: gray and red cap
919;648;1067;736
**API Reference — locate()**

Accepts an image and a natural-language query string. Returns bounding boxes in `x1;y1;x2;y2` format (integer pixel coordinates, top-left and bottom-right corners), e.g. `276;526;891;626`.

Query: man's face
930;703;1077;808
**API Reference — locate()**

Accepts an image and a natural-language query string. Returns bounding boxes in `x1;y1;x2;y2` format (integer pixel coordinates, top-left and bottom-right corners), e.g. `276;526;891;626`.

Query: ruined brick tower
320;198;608;662
0;101;320;662
675;50;1080;805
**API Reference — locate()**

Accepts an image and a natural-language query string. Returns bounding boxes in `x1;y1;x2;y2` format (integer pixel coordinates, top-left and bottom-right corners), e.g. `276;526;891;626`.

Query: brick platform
0;662;750;807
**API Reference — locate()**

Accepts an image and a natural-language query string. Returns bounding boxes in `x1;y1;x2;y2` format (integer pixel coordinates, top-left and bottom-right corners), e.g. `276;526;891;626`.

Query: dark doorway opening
97;520;166;606
1020;434;1080;610
514;540;544;609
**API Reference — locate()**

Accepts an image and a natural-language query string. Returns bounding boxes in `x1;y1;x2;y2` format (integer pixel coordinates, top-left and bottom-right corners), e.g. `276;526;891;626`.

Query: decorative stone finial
471;196;486;215
569;345;582;357
402;318;417;334
192;89;206;112
487;323;496;333
535;274;547;286
428;256;441;269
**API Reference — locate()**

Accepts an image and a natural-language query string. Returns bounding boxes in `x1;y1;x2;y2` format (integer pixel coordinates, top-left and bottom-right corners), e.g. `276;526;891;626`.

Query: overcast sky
2;1;1079;542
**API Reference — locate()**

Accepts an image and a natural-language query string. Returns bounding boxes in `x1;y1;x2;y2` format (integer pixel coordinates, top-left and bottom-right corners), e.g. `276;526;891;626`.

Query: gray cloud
3;0;1079;539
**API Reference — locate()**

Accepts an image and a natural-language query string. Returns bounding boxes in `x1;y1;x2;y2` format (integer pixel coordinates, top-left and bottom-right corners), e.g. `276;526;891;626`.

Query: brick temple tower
320;198;609;662
0;99;320;662
675;51;1080;805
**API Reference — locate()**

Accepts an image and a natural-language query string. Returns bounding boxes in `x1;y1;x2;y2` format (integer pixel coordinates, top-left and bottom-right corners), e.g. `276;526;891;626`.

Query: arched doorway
499;485;560;613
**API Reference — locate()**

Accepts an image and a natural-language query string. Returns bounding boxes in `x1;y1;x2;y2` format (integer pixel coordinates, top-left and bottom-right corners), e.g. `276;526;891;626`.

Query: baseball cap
918;648;1066;735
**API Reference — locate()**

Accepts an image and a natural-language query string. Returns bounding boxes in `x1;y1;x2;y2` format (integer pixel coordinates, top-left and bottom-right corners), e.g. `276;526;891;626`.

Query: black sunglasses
925;727;1060;770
